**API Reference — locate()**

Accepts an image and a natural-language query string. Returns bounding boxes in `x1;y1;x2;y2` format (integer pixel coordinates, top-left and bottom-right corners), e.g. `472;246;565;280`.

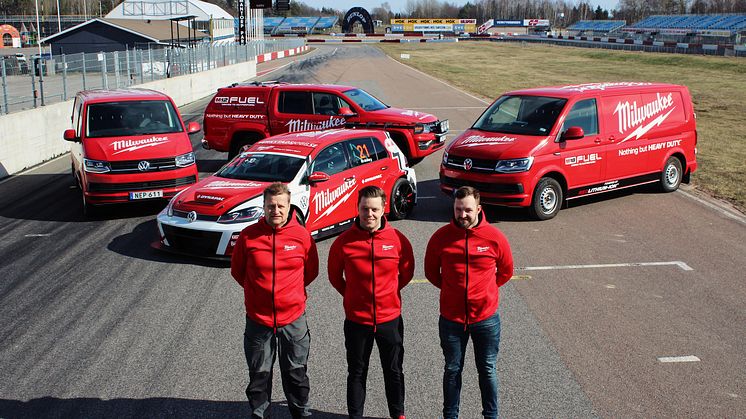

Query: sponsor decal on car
585;180;620;194
214;96;265;106
285;117;346;132
614;93;676;143
459;135;516;147
203;180;263;189
565;153;602;167
259;139;319;148
399;110;432;120
362;174;383;184
561;82;653;92
111;135;169;154
196;194;225;201
313;177;357;220
617;139;682;157
205;113;266;120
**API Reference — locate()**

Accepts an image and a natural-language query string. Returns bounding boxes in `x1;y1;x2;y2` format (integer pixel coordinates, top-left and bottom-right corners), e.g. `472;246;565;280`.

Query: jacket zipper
371;232;377;333
272;229;277;335
464;230;470;331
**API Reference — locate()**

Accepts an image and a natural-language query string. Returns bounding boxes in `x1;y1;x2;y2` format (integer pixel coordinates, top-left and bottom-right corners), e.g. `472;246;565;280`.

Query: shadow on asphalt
197;158;226;174
107;219;231;268
0;397;367;418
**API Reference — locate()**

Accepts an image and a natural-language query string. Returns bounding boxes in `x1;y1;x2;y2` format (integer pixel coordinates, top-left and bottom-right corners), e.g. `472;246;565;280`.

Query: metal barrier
0;38;304;115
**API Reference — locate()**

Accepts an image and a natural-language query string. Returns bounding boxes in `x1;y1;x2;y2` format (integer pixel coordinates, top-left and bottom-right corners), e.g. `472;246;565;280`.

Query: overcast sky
299;0;621;15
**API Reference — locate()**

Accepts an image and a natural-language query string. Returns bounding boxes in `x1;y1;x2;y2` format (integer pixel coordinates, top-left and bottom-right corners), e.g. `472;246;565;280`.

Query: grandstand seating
314;16;339;29
628;14;746;33
567;20;626;32
276;16;321;33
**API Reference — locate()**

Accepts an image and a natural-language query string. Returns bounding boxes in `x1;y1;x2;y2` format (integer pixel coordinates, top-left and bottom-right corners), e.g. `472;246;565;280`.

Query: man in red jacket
328;185;415;419
424;186;513;419
231;182;319;419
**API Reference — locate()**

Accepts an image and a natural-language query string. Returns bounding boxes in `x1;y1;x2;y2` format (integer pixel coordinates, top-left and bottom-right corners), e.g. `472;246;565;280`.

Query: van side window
562;99;599;136
279;91;313;114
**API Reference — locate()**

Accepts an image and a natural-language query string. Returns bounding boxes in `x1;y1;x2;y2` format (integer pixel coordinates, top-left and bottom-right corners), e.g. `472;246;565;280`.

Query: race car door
343;135;392;197
306;142;358;237
271;90;347;134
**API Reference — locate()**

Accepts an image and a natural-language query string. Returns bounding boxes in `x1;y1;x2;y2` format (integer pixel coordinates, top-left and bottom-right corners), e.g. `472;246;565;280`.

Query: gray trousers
244;314;311;418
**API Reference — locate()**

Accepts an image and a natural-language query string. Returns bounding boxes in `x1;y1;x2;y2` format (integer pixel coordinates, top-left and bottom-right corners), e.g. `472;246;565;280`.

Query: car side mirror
63;129;80;142
338;107;357;117
187;121;201;134
308;171;330;184
561;126;585;141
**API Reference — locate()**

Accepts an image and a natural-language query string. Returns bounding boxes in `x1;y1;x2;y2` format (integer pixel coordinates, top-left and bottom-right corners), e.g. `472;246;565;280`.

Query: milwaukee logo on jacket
328;217;415;326
231;211;319;328
424;213;513;325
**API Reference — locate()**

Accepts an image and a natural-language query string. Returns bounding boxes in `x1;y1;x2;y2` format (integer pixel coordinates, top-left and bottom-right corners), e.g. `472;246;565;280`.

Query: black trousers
344;316;405;419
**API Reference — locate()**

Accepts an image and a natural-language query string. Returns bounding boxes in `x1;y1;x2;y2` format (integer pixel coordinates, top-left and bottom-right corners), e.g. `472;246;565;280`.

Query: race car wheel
660;156;683;193
389;178;415;220
529;177;562;221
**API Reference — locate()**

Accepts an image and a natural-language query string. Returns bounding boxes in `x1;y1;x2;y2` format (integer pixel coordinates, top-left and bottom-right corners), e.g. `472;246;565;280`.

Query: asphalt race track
1;45;744;418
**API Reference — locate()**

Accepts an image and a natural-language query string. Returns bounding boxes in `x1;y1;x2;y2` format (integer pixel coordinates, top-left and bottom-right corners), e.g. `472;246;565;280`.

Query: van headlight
175;152;196;167
217;206;264;224
84;159;111;173
495;157;533;173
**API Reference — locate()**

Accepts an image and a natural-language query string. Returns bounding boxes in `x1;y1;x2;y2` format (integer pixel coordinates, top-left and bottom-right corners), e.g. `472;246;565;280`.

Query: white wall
0;60;256;178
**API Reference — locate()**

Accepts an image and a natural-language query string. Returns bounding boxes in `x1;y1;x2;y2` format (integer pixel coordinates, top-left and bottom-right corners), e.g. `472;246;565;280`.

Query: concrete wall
0;59;257;178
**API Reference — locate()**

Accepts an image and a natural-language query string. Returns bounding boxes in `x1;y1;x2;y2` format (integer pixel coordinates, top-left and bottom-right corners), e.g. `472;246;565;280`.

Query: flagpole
56;0;62;32
34;0;42;55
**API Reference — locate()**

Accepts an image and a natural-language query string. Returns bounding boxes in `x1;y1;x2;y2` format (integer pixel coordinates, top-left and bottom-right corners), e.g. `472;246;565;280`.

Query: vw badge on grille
187;211;198;223
137;160;151;171
463;158;473;171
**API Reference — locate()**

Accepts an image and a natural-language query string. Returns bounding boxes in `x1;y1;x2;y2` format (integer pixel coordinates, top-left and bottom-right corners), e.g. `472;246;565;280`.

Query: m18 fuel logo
215;96;265;106
565;153;602;167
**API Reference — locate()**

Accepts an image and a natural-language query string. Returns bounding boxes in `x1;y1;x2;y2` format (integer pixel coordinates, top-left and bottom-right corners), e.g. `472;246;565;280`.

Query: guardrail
0;38;304;115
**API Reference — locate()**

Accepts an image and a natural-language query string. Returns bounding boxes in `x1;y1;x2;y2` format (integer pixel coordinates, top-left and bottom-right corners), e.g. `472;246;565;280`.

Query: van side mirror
338;107;357;117
307;171;330;184
63;129;80;142
561;126;585;141
187;121;201;134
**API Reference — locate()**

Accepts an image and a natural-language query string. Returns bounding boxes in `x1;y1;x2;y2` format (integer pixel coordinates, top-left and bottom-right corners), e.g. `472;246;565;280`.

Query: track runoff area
1;44;744;418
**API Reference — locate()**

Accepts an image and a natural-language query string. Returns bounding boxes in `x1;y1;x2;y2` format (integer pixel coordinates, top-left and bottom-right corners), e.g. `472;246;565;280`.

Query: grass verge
376;41;746;213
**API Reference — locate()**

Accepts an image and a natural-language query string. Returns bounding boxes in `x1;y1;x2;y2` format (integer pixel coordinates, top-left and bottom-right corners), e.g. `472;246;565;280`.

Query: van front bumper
83;167;198;204
439;166;531;207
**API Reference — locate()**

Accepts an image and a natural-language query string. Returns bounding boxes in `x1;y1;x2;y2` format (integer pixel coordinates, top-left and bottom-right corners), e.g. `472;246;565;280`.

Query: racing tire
529;177;563;221
389;178;416;221
660;157;683;193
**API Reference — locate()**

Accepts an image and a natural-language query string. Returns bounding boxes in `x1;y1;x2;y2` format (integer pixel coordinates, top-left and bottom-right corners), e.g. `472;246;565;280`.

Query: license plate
129;190;164;200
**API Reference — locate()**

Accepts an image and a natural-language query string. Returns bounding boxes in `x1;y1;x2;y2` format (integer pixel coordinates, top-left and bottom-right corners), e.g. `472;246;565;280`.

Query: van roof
77;88;171;103
506;82;684;98
221;82;355;93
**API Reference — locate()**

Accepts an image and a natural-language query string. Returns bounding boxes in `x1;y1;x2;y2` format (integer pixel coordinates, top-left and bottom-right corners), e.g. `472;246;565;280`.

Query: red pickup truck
201;82;449;162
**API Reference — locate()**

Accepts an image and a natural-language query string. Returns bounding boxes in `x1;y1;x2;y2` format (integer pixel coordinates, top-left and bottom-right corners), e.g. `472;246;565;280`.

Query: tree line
2;0;744;26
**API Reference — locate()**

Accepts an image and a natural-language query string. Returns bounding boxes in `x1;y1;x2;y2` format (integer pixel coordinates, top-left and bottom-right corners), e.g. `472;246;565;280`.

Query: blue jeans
439;311;501;419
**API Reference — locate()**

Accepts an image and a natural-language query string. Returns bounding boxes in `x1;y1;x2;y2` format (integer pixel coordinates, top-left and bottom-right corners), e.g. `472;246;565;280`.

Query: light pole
34;0;42;55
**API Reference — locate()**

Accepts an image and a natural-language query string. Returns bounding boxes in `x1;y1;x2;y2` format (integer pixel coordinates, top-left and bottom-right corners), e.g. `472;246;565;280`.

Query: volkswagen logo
187;211;198;223
137;160;151;171
463;158;473;171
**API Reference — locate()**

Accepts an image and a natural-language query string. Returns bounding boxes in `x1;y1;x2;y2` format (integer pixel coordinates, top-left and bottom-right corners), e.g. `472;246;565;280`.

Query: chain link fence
0;38;304;115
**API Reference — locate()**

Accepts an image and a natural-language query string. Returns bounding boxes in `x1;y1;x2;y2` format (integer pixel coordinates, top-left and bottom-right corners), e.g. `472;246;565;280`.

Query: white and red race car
155;129;417;257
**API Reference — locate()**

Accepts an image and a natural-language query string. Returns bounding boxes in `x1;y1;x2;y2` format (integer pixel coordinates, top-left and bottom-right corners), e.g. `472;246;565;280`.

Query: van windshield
217;153;305;183
85;100;183;138
343;88;388;111
472;95;567;136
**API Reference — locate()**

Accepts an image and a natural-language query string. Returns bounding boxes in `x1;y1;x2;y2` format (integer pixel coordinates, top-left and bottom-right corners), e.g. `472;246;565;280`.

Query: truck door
272;90;346;134
557;98;606;190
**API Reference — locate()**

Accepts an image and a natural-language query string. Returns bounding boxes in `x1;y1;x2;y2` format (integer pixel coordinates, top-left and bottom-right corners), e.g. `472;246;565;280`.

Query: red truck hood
367;107;439;124
83;133;192;161
172;175;268;216
447;129;552;160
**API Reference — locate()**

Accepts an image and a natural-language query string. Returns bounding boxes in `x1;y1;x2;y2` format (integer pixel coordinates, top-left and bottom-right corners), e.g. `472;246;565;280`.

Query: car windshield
85;100;183;138
216;153;305;183
343;88;388;111
472;95;568;136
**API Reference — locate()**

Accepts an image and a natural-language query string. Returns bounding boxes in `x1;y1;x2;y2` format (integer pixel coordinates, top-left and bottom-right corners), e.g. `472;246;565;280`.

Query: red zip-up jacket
424;212;513;325
231;211;319;329
328;217;415;327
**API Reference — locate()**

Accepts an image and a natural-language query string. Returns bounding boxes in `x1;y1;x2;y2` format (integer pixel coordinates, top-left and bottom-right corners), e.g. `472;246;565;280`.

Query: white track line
517;261;693;272
657;355;700;363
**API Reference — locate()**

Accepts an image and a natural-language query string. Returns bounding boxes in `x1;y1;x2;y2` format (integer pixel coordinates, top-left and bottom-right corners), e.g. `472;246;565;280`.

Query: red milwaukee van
64;89;200;215
440;82;698;220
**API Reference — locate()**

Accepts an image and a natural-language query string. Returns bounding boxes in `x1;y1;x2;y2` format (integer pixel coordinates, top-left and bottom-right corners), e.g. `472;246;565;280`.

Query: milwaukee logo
382;245;394;251
204;180;262;189
460;135;516;146
477;246;490;252
614;93;675;142
313;178;357;220
111;136;169;154
284;245;297;251
285;116;346;133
